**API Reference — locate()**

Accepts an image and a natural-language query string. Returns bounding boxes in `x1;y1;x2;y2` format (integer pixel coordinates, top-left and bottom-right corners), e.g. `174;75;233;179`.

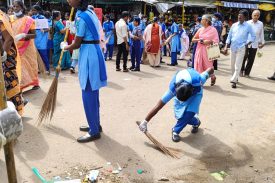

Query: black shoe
79;125;102;133
267;76;275;81
172;132;181;142
116;68;121;71
191;119;201;134
70;67;75;74
132;68;140;72
160;61;165;64
23;99;29;106
77;133;101;143
129;66;135;71
167;63;176;66
109;57;112;60
123;68;129;72
32;86;40;90
231;83;237;89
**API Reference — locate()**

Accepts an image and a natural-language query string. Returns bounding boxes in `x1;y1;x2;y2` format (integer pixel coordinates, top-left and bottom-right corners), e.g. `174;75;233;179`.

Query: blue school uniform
170;22;181;65
103;20;114;60
130;26;142;69
161;68;209;134
139;21;146;58
32;14;50;71
75;9;107;136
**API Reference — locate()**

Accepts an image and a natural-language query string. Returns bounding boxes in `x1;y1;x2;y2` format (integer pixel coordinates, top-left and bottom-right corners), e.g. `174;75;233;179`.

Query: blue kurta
52;20;71;69
76;10;107;91
32;14;48;50
161;68;209;120
103;20;114;45
170;22;181;52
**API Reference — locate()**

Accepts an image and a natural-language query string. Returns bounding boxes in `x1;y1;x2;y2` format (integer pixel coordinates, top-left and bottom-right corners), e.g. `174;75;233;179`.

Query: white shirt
115;18;128;44
247;20;265;48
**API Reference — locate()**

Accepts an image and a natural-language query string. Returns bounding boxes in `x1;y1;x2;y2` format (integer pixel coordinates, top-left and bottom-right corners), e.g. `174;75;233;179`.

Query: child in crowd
129;17;142;71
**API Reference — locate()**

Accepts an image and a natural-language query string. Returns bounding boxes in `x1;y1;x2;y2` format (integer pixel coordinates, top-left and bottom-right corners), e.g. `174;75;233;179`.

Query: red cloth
149;23;160;54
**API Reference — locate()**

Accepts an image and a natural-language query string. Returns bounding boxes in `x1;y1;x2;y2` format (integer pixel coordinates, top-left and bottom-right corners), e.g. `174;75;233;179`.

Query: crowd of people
0;0;274;143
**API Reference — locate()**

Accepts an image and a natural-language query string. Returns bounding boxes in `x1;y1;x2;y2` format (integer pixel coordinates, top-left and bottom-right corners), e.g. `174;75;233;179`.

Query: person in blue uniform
64;0;107;143
166;17;181;66
212;12;223;70
139;67;214;142
129;17;142;71
103;15;114;61
190;17;202;68
31;5;50;72
139;15;147;64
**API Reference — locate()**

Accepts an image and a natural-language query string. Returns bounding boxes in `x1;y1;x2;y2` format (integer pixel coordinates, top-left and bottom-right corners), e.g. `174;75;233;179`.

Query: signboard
35;19;49;29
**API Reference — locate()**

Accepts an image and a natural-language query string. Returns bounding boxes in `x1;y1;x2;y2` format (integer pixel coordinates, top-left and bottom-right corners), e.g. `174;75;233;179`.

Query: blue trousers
140;48;144;62
163;45;167;56
38;49;50;71
131;43;141;68
191;43;198;68
173;111;199;134
82;81;100;136
171;51;178;65
104;44;114;61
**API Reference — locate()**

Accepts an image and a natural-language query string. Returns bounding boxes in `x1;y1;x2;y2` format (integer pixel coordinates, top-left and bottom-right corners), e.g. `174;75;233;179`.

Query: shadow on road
181;130;253;172
238;82;275;95
107;81;125;90
204;85;247;98
94;134;154;183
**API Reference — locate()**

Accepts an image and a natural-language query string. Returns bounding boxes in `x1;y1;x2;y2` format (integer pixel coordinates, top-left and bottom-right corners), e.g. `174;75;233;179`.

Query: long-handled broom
136;121;182;159
37;8;75;126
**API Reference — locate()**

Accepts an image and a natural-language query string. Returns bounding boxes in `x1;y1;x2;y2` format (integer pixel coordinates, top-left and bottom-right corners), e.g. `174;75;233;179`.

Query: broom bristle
37;77;58;126
36;49;46;77
136;121;181;159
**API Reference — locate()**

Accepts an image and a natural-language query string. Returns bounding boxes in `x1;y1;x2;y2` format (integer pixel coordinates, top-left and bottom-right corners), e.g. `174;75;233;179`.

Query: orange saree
10;15;39;90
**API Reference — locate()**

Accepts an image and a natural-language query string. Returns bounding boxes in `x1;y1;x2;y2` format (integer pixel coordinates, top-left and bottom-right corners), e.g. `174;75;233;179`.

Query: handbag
145;41;152;52
206;43;220;61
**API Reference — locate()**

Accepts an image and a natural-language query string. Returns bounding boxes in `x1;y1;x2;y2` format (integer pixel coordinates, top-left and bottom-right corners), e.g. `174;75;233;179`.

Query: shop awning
259;3;275;10
222;1;259;9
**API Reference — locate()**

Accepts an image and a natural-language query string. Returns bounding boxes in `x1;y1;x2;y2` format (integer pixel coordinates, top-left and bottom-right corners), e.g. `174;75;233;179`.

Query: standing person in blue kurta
64;0;107;143
52;11;71;70
103;15;114;61
166;17;181;66
31;5;50;72
139;68;214;142
129;17;142;71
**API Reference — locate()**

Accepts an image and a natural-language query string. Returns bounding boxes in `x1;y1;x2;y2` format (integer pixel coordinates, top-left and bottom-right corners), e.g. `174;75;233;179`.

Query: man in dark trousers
115;11;129;72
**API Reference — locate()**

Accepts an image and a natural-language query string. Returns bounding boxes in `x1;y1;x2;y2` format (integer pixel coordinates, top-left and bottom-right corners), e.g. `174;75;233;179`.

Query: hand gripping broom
37;8;74;126
136;121;182;159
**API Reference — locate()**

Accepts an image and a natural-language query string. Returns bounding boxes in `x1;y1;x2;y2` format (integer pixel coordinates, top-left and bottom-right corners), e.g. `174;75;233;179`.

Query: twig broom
136;121;181;159
37;8;75;126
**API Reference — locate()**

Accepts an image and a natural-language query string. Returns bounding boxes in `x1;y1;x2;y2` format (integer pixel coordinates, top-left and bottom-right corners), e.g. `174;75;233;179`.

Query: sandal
211;76;216;86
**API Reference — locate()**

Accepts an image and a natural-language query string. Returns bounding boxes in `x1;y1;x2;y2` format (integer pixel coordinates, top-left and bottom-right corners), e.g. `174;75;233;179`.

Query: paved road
1;45;275;183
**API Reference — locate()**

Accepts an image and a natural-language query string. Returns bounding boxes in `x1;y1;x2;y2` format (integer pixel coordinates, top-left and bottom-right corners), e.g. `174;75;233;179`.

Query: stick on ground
136;121;181;159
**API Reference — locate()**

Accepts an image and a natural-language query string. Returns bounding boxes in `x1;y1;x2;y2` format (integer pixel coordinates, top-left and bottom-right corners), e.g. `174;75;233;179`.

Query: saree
194;26;219;73
10;15;39;90
143;23;162;54
180;30;190;59
0;10;24;115
53;21;71;70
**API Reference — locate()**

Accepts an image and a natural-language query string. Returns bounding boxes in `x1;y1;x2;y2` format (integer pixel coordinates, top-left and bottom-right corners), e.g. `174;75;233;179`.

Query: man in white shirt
115;11;129;72
241;10;265;77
